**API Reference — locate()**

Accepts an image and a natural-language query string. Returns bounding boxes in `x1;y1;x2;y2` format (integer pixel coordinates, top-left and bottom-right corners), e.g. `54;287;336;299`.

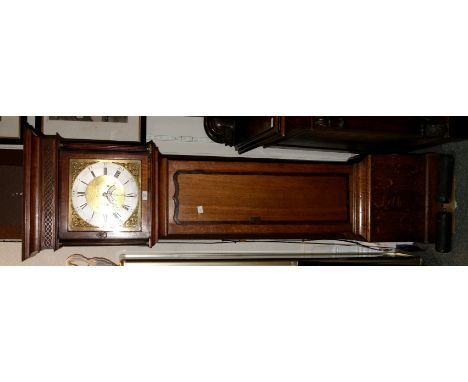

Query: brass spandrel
68;159;142;232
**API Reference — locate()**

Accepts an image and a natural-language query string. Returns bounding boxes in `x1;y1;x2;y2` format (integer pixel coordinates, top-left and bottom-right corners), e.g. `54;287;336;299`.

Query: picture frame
37;116;146;143
0;116;26;145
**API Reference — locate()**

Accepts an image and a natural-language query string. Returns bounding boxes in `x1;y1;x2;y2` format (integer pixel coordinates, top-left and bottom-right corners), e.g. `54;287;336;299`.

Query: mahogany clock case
22;126;443;261
157;153;441;244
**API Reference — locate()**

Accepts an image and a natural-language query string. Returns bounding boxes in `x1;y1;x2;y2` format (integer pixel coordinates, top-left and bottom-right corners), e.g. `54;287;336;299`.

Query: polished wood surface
274;116;447;153
174;173;348;223
160;158;358;239
23;127;59;260
205;116;468;154
0;150;23;240
149;141;160;246
159;154;441;243
355;153;441;242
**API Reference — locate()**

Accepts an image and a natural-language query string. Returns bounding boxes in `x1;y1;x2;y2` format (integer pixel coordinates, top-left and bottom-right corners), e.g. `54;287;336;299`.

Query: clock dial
69;159;141;231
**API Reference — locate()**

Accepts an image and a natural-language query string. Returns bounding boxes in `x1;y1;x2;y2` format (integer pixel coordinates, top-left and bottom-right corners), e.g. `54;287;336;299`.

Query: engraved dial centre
86;175;125;213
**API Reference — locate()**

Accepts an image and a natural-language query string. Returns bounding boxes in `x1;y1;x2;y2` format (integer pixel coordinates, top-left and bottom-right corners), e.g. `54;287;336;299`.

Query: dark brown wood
275;117;448;153
158;154;441;243
159;158;359;239
149;141;159;246
158;157;169;238
40;136;60;251
23;127;42;260
203;117;237;146
60;140;149;153
219;117;285;154
355;154;441;242
0;149;23;240
210;116;465;155
352;155;371;240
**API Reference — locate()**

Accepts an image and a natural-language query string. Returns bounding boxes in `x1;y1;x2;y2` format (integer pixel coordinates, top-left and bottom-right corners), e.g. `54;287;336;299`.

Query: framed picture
37;116;146;143
0;117;26;144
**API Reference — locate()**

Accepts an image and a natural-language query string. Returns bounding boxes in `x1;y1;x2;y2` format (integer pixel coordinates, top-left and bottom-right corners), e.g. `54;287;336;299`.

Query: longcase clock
23;124;444;261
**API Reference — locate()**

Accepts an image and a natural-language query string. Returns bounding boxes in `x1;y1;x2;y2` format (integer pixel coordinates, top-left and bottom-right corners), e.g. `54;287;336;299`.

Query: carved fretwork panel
23;128;59;260
40;137;59;249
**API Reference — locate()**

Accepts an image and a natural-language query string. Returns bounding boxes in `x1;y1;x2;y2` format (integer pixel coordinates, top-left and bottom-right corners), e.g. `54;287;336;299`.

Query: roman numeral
122;204;130;211
103;214;107;223
125;193;137;197
103;166;107;175
80;180;88;185
89;169;96;178
113;212;121;219
114;170;121;178
79;203;87;209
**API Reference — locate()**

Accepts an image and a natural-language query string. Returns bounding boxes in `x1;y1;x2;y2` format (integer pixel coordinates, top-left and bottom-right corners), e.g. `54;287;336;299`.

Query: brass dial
69;159;142;231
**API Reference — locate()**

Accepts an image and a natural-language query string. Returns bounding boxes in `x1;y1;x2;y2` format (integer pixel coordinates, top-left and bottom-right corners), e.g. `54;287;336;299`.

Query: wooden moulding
158;157;169;239
235;117;285;154
22;127;60;261
352;156;372;241
149;141;160;247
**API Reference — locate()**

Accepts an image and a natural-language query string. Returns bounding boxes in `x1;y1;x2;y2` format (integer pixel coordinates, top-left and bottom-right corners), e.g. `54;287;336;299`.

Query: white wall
1;116;381;266
147;117;357;161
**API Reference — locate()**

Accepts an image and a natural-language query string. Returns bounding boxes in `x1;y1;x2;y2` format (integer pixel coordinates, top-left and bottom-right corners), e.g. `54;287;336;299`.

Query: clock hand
102;191;117;206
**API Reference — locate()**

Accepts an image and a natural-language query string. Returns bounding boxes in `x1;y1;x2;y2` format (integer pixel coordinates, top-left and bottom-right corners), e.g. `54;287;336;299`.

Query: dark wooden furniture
204;116;468;154
158;153;441;243
0;149;23;240
23;126;444;260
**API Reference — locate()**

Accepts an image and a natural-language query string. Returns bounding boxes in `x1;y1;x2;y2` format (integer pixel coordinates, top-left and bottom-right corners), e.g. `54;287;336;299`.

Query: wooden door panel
160;159;357;239
174;173;349;223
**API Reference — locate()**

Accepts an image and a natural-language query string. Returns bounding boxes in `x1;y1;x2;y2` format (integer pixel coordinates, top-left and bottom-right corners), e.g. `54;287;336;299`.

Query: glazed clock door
59;150;151;245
